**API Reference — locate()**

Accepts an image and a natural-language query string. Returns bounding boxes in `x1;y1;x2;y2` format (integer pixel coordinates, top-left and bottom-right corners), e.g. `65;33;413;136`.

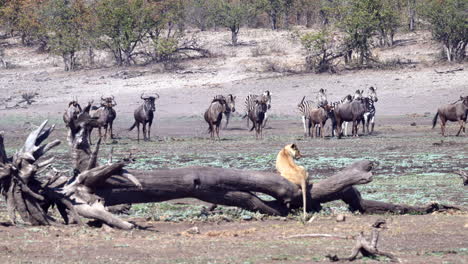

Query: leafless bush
19;92;38;105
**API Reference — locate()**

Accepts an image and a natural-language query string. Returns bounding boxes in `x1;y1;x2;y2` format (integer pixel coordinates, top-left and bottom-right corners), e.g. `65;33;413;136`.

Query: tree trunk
231;28;239;46
408;0;415;31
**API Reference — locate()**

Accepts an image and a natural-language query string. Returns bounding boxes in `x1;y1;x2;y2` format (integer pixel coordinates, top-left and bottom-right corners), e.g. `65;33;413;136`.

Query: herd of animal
62;88;468;143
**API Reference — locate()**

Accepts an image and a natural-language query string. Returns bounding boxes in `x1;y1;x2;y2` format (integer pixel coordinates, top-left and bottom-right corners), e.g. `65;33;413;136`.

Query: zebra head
262;90;271;110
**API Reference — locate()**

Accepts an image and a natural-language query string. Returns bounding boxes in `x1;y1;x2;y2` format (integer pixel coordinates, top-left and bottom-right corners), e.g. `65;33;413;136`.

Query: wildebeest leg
148;121;152;141
302;116;307;137
320;123;325;139
142;123;147;141
337;120;342;139
98;127;103;142
224;112;230;129
440;116;446;136
246;113;250;128
109;121;114;139
89;127;93;145
456;119;465;136
216;124;220;140
136;123;140;142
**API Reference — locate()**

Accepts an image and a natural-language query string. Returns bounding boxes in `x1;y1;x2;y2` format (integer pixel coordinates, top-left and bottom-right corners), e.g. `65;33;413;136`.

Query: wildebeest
306;104;334;138
89;96;117;143
129;93;159;142
213;94;236;129
63;99;82;127
248;99;269;139
432;96;468;136
204;98;227;140
334;98;370;139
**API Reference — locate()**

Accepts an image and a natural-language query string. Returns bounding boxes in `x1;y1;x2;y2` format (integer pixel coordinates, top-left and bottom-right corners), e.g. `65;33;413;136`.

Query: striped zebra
297;96;317;136
244;90;271;128
362;87;378;134
213;94;236;129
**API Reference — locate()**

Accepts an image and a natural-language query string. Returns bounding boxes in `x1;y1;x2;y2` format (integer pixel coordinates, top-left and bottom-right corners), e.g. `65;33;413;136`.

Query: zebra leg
224;112;230;129
302;116;307;137
370;115;375;135
342;122;348;137
109;121;114;139
262;112;269;128
216;125;220;140
246;113;250;128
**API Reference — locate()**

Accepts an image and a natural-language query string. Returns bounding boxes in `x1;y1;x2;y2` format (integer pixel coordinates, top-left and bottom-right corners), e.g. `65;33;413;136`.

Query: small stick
283;233;351;240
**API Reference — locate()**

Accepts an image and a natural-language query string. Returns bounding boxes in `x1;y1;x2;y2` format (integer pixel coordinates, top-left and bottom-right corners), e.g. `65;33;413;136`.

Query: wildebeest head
367;86;378;102
226;94;236;112
461;95;468;107
353;90;363;100
67;100;82;118
100;95;117;108
141;93;158;112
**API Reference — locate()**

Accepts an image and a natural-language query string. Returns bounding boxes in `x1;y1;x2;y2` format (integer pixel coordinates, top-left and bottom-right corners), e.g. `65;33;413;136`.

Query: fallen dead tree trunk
95;160;372;216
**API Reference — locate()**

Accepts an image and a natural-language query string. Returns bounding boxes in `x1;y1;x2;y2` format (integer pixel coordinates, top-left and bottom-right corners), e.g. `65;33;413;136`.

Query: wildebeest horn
101;95;105;101
141;93;146;99
154;93;160;100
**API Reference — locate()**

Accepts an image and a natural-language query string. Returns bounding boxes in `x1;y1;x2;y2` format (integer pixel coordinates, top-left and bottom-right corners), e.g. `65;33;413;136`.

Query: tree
261;0;284;30
41;0;92;71
210;0;257;46
186;0;212;31
420;0;467;62
301;29;343;73
338;0;380;65
375;0;399;47
94;0;156;66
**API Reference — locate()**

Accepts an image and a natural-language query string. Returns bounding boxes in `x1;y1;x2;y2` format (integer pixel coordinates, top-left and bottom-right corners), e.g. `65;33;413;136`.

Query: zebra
297;96;316;137
213;94;236;129
362;86;378;134
244;90;271;128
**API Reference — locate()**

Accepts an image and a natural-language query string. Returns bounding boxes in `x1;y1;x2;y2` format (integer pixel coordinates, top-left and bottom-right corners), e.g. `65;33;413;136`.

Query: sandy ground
0;29;467;263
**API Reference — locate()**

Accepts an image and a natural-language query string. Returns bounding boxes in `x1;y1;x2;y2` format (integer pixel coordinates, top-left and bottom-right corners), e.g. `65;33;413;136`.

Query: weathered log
95;160;373;215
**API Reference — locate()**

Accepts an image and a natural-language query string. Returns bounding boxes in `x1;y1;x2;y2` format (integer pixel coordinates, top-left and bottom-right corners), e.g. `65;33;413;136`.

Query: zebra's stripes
244;91;271;128
297;96;317;135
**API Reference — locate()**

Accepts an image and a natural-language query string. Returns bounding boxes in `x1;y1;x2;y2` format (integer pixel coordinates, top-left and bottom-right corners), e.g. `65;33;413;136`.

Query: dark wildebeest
213;94;236;129
248;99;269;139
129;93;159;142
204;98;227;140
63;100;82;127
334;97;370;139
306;104;334;138
432;96;468;136
63;99;83;143
89;96;117;143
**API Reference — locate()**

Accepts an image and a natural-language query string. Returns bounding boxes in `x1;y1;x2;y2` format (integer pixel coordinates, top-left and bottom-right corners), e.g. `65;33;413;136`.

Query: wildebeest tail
432;112;439;129
129;122;137;131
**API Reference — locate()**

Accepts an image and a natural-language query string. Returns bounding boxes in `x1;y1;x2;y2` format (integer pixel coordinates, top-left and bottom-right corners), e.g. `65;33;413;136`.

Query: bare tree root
326;220;400;263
